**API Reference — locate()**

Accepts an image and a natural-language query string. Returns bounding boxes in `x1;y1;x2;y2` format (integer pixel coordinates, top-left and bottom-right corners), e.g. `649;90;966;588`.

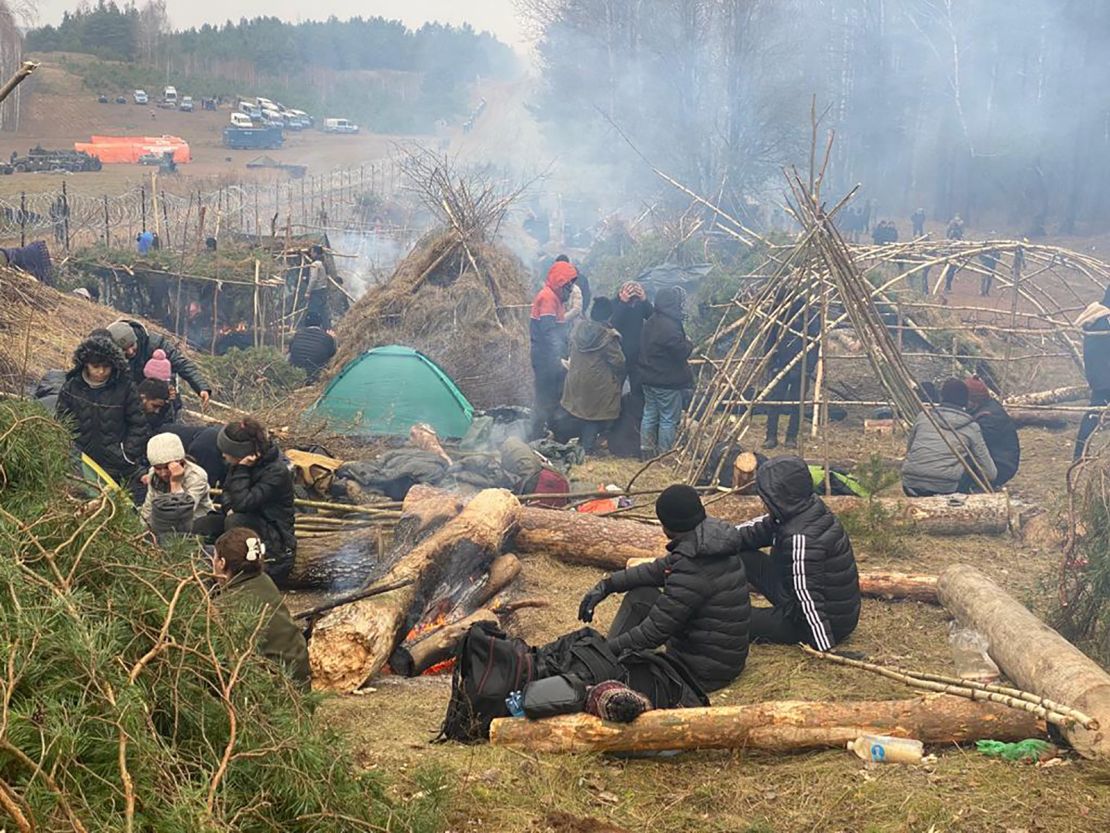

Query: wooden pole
937;564;1110;758
489;696;1041;754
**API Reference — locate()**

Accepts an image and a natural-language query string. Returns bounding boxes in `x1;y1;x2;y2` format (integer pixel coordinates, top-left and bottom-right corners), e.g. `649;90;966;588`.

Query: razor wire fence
0;159;404;252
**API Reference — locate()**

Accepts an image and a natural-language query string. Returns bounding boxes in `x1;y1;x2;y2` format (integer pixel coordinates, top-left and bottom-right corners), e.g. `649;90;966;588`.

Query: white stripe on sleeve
735;514;769;530
792;534;832;651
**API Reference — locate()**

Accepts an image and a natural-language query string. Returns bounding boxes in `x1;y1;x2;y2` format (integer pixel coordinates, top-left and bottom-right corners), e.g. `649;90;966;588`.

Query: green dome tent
311;345;474;438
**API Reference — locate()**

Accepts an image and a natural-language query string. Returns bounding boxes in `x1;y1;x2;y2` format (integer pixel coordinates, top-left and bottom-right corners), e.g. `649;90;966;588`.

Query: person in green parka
561;296;626;452
213;527;311;691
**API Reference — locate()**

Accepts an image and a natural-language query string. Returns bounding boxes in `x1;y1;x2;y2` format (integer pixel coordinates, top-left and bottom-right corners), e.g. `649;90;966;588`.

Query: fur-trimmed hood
69;334;129;380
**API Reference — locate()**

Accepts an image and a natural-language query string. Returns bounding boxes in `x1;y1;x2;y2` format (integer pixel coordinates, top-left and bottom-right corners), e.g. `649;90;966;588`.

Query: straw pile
330;228;533;408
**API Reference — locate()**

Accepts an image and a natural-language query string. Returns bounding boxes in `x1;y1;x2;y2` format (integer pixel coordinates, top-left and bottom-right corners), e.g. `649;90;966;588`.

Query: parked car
179;96;194;112
322;117;359;134
115;95;127;104
223;126;283;150
229;112;254;129
133;89;148;105
97;94;108;104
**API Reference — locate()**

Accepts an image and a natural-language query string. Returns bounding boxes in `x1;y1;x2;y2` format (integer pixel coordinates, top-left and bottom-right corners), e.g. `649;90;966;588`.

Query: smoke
333;228;415;299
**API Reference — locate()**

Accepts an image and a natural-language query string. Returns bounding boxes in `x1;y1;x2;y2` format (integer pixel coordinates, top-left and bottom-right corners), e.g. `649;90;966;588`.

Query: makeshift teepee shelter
330;148;534;409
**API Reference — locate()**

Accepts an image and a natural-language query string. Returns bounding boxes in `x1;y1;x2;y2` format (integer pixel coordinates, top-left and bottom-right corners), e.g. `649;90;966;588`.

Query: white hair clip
245;537;266;562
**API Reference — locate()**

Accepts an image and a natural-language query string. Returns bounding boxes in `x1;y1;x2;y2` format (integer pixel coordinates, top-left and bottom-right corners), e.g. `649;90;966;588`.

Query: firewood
937;564;1110;759
1004;385;1086;407
489;696;1040;754
390;609;500;678
308;488;520;692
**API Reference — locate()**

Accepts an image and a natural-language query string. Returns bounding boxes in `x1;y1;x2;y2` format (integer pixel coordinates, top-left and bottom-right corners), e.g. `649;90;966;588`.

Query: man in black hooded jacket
733;455;860;650
578;484;751;693
106;319;212;409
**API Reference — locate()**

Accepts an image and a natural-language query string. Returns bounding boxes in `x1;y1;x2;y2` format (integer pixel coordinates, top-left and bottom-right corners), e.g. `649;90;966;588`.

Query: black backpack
534;627;626;685
437;621;537;743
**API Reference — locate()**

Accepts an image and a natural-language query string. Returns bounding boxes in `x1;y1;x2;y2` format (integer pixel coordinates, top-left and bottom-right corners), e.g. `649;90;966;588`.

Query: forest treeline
26;1;517;131
524;0;1110;235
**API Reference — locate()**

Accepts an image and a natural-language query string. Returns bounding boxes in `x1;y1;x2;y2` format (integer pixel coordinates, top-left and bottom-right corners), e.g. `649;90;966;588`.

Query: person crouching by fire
194;418;297;589
212;527;310;691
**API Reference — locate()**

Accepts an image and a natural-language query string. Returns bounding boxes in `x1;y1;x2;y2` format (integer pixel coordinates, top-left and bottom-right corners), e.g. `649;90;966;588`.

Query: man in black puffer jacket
56;332;149;488
106;319;212;409
578;485;751;692
734;455;860;650
287;310;337;383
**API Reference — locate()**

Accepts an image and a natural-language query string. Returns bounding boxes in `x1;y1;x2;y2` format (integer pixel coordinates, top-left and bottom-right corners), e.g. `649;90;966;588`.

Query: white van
323;117;359;134
230;112;253;128
163;86;177;106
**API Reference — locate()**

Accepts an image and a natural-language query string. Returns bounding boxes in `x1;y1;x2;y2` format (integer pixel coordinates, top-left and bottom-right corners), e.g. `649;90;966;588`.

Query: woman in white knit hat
140;432;215;537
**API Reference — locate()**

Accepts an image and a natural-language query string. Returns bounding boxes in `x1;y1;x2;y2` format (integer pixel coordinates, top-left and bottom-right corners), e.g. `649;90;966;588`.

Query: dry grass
330;228;534;409
316;411;1110;832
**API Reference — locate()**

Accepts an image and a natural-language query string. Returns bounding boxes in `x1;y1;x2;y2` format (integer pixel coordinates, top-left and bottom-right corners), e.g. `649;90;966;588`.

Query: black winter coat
606;517;751;692
56;349;149;481
971;398;1020;487
611;298;652;374
118;319;212;395
734;456;860;649
222;443;296;578
1079;304;1110;392
288;327;336;380
638;303;694;390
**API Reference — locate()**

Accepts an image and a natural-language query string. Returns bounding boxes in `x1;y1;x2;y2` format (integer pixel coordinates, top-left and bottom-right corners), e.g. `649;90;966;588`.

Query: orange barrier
75;135;191;164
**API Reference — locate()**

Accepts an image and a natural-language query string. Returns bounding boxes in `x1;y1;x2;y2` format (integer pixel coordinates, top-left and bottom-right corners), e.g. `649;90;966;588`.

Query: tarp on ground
311;345;474;438
75;135;191;164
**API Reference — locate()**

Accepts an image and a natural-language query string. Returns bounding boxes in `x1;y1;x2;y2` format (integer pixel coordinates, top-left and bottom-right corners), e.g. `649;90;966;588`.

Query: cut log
489;695;1040;754
288;484;463;591
732;451;759;493
1009;409;1070;431
1005;385;1086;407
517;506;669;570
308;488;520;692
390;609;500;677
711;493;1012;536
936;564;1110;759
476;554;523;606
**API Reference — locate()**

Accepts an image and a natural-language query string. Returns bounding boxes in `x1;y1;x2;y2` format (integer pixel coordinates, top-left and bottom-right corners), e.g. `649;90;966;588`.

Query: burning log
489;695;1040;754
389;554;523;677
308;488;520;692
290;485;462;592
937;564;1110;759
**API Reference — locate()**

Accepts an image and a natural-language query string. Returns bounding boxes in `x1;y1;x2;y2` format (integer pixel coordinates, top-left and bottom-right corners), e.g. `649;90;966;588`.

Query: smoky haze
519;0;1110;236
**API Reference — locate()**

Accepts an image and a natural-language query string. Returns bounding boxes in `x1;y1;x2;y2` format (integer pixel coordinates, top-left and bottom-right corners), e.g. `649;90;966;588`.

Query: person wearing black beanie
576;484;752;693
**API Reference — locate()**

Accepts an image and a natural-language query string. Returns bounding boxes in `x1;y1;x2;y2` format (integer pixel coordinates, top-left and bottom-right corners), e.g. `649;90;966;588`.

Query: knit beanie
585;681;652;723
147;432;186;466
217;424;255;459
143;349;172;382
940;378;969;408
655;484;706;532
107;320;138;351
964;376;990;405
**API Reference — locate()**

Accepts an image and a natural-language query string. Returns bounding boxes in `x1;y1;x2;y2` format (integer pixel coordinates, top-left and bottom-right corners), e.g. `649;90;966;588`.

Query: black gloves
578;579;612;623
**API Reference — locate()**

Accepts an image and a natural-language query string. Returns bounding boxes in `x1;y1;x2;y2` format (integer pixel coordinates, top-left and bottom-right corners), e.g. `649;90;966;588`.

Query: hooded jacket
606;517;751;692
639;287;694;390
733;456;860;650
1078;301;1110;392
561;319;625;421
222;443;296;585
530;262;577;381
115;319;212;395
56;335;149;479
217;571;311;690
969;397;1020;487
288;326;337;381
902;406;997;494
611;297;652;373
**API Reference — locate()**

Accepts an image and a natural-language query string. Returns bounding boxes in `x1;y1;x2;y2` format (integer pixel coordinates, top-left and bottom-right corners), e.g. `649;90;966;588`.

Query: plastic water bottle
847;734;924;764
947;622;1000;683
505;690;525;718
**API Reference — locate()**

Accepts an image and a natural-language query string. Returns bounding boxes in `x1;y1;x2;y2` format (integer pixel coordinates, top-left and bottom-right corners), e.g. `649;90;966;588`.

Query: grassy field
309;422;1110;833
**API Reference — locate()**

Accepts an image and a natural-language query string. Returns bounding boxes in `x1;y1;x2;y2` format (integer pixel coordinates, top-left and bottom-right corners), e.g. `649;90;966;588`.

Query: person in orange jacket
529;257;578;439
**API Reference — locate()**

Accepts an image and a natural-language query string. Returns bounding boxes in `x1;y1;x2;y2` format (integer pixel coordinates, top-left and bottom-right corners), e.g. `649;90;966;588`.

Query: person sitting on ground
163;423;228;488
902;378;997;496
202;418;297;588
137;378;177;432
732;455;860;650
211;527;311;691
560;297;625;453
639;287;694;458
946;214;965;241
140;432;215;538
287;310;337;383
500;437;570;508
965;376;1020;488
1074;285;1110;460
577;484;751;693
529;258;577;439
106;319;212;411
56;331;149;491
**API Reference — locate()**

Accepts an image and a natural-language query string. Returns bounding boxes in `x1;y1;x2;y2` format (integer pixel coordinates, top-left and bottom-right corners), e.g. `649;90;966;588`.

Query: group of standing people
529;257;694;460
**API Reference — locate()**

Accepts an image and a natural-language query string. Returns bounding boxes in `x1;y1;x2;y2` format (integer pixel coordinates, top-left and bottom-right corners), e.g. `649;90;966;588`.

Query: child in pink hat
143;348;172;382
